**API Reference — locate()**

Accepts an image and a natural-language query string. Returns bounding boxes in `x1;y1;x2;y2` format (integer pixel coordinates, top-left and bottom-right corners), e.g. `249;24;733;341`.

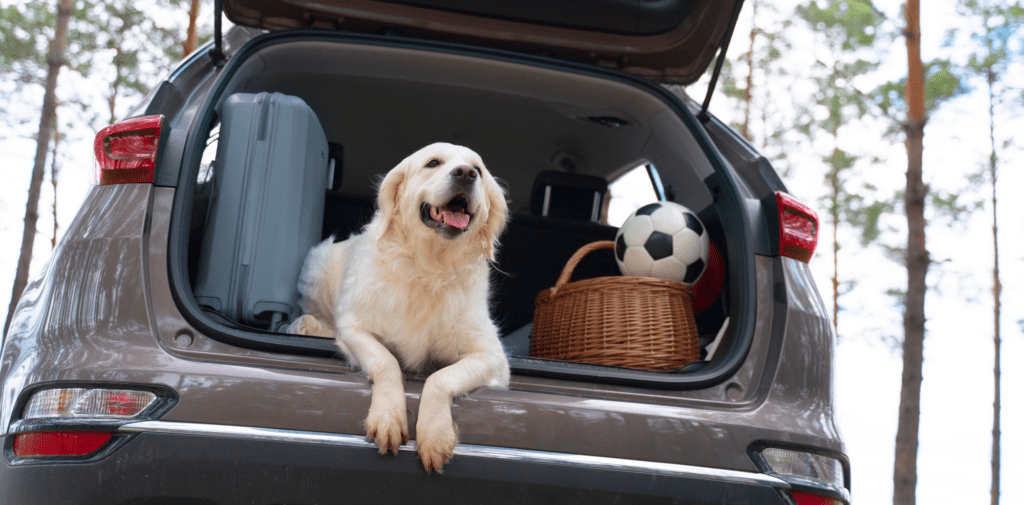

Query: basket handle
551;240;616;295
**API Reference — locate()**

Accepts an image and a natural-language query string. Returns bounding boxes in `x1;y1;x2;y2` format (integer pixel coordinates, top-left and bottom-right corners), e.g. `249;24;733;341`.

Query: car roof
220;0;742;85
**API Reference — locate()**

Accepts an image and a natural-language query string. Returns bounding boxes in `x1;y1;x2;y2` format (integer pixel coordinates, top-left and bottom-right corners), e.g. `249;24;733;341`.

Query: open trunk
169;31;757;388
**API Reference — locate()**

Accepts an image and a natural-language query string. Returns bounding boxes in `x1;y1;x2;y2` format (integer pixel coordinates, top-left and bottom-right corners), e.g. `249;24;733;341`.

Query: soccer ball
614;202;710;286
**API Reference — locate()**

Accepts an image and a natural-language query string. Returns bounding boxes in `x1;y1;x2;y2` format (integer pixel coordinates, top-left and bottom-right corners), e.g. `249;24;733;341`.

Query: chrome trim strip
119;420;788;488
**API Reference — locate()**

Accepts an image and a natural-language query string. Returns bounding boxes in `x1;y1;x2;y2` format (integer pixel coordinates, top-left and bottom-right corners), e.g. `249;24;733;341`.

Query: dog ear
479;171;509;262
374;159;408;240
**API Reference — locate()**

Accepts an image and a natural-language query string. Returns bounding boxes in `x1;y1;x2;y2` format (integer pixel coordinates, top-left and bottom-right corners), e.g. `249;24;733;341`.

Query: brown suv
1;1;849;503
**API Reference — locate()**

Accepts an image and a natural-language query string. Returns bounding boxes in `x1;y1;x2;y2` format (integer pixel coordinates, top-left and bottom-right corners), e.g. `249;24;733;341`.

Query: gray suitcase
194;92;329;330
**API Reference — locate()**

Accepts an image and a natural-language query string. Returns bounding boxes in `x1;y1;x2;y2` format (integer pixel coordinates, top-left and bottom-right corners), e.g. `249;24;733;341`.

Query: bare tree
893;0;927;503
4;0;73;335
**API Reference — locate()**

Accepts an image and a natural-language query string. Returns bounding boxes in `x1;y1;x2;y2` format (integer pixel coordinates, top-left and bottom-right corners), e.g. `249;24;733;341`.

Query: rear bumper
2;421;790;505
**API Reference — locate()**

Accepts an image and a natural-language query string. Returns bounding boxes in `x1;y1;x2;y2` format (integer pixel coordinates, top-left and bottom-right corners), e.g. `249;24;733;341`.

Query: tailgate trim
121;420;787;488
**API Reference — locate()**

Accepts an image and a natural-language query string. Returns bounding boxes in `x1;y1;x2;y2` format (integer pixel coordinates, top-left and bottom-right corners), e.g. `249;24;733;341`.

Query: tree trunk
108;75;118;125
184;0;200;56
987;65;1001;505
4;0;73;335
50;128;60;250
830;161;840;338
741;0;757;140
893;1;928;504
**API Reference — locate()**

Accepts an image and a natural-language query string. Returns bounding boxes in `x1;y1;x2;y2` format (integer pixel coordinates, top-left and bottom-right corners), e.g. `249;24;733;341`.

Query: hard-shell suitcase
194;92;329;329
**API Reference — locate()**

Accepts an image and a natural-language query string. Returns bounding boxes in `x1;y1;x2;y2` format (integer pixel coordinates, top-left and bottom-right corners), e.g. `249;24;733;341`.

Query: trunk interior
183;36;737;379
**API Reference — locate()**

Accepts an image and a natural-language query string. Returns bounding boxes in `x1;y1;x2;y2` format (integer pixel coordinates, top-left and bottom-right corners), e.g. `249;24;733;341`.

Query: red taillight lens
93;115;163;185
790;491;841;505
12;431;113;457
776;191;819;262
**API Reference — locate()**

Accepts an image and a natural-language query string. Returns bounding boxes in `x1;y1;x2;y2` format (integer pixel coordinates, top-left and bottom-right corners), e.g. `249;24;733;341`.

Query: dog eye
472;166;482;174
425;159;441;168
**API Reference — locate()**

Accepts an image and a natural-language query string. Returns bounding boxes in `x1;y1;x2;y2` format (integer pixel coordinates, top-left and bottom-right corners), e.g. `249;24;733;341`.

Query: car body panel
221;0;740;84
1;430;790;504
3;186;839;477
1;184;153;434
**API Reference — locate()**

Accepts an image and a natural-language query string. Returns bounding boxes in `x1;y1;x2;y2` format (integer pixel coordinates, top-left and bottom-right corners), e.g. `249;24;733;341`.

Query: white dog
289;143;509;472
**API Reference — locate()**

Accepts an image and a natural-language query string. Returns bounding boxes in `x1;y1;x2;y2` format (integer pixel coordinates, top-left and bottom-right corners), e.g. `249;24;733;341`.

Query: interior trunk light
23;388;157;419
93;114;163;185
775;191;819;262
760;447;845;494
12;431;113;457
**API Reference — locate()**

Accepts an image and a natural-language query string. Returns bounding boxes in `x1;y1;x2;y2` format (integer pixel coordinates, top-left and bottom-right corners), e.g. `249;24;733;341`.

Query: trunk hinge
209;0;226;67
698;0;745;123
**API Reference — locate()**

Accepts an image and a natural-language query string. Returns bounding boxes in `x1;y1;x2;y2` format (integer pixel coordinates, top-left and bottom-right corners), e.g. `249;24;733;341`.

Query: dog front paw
415;408;458;473
365;397;408;455
288;314;334;338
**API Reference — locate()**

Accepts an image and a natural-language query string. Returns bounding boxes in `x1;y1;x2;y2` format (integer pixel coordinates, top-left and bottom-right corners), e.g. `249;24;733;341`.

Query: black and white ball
614;202;710;286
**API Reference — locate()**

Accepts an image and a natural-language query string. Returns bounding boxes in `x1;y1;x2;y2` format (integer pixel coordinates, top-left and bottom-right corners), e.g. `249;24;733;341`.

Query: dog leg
416;345;509;473
338;321;409;455
288;314;335;338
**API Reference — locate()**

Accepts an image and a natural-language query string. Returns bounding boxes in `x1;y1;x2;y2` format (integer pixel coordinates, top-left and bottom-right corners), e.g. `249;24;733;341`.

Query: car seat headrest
530;171;608;222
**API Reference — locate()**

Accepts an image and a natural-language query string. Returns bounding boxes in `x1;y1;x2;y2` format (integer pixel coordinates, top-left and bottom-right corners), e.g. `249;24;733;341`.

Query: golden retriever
288;142;509;472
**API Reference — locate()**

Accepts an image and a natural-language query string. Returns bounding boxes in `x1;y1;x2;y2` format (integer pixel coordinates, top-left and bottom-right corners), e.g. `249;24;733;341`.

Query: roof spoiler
698;0;744;122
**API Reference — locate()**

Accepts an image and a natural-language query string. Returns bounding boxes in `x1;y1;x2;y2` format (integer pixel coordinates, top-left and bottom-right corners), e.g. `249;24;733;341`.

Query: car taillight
23;388;158;419
790;490;842;505
775;191;819;262
12;431;113;457
751;446;848;504
93;114;163;185
12;386;174;461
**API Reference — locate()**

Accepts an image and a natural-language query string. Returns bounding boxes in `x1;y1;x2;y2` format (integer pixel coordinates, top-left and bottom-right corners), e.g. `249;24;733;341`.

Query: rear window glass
607;165;659;226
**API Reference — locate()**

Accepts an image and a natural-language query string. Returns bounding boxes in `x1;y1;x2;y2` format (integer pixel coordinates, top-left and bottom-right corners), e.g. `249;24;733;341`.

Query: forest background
1;1;1021;503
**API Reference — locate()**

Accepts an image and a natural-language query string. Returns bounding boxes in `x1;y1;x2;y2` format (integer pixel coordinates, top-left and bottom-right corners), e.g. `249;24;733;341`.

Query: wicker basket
530;241;700;370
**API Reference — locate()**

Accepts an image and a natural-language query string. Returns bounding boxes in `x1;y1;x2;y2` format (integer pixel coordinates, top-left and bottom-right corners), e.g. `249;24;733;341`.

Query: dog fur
289;142;509;472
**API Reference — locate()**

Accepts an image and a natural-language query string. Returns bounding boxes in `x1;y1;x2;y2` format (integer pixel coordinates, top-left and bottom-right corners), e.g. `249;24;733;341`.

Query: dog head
376;143;508;260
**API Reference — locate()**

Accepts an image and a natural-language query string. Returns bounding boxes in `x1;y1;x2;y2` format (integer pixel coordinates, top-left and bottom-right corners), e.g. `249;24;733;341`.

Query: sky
2;1;1022;503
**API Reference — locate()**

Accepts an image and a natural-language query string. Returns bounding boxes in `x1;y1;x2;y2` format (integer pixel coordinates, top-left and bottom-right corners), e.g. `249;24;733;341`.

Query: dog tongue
442;210;470;229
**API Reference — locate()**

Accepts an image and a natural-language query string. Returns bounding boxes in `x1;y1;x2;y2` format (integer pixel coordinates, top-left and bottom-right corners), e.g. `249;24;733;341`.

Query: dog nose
450;165;478;184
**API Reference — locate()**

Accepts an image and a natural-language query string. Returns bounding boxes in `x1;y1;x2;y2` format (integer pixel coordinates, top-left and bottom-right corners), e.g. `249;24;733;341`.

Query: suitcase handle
551;240;615;296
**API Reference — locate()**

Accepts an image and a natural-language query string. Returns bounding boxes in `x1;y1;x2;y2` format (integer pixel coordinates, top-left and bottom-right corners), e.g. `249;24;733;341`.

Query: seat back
529;171;608;222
